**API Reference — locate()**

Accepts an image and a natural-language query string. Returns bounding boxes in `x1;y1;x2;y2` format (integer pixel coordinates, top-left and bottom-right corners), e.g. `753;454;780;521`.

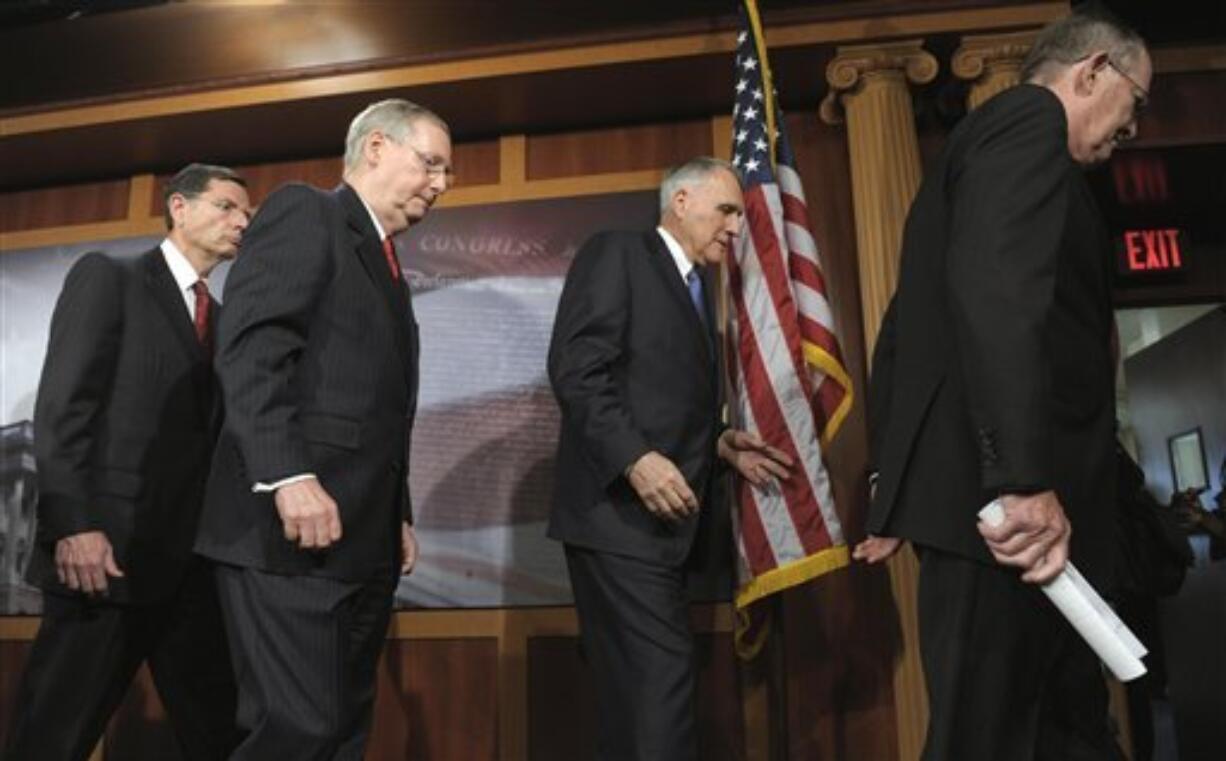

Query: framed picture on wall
1169;427;1210;492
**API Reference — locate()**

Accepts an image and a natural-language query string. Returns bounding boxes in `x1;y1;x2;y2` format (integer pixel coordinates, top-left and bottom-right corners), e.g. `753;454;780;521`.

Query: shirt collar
655;226;695;282
159;238;203;292
355;191;388;242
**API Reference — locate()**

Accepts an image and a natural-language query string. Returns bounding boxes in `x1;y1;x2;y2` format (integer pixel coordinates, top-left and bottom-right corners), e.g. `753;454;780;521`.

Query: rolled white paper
979;499;1148;682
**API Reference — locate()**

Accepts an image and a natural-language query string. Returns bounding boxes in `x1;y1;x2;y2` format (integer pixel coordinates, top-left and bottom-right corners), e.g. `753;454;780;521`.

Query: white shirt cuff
253;473;317;493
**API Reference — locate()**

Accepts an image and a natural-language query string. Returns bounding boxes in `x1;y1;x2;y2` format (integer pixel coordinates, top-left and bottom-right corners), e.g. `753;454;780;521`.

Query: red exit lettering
1123;228;1183;272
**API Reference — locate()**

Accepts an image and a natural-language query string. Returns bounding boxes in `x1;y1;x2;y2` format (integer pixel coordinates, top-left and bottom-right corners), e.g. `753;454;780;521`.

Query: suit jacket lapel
334;184;413;383
142;249;216;426
206;297;225;433
142;249;205;364
644;231;715;367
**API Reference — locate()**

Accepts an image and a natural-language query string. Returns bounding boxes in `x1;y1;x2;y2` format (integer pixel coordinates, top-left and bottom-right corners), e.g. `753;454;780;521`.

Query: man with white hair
548;157;792;760
856;7;1153;759
195;99;451;759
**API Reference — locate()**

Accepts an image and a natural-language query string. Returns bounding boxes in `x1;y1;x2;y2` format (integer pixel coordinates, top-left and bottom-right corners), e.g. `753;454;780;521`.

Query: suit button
977;427;999;465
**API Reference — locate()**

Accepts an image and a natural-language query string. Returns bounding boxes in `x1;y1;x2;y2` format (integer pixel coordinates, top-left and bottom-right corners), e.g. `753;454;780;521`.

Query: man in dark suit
194;99;450;760
853;9;1152;760
548;157;792;761
4;164;251;761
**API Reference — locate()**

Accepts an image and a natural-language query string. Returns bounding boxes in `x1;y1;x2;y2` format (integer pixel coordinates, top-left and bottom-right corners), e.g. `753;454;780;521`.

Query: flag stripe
728;0;853;632
732;194;834;555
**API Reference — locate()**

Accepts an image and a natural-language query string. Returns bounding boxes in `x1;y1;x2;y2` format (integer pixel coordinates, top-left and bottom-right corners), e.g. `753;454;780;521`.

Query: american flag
726;0;854;656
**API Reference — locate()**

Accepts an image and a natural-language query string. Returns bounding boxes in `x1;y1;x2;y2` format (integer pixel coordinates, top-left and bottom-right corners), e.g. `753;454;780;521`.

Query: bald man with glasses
856;8;1153;760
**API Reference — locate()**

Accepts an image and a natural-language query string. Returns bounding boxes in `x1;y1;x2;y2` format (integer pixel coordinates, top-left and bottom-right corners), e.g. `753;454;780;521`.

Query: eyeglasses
1105;58;1149;120
408;145;454;185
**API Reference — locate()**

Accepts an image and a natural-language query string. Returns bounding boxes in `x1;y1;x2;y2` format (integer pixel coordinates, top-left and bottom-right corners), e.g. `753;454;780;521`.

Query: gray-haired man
195;99;451;759
548;157;792;760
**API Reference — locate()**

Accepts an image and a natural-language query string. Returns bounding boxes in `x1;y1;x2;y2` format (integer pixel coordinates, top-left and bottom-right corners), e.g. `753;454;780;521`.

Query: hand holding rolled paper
979;499;1148;682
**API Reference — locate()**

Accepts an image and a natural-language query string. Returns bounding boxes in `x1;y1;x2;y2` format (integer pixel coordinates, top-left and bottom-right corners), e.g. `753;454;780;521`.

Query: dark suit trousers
213;564;396;761
3;560;239;761
917;546;1122;761
565;545;697;761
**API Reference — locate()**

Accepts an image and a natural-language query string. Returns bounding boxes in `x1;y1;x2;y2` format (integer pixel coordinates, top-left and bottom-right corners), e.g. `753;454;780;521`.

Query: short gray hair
659;157;742;214
1020;7;1146;84
343;99;450;173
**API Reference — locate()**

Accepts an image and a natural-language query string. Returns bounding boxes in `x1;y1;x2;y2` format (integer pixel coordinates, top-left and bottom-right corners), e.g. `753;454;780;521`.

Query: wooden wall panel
0;179;130;234
526;632;745;760
773;112;902;758
152;157;341;212
527;635;595;760
526;120;713;180
694;633;746;761
60;638;501;761
0;640;32;751
368;638;498;761
1137;71;1226;147
454;140;501;187
145;139;500;213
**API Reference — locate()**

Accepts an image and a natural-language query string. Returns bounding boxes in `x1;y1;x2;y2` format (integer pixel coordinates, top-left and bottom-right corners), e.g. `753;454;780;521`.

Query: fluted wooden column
819;40;937;357
952;31;1037;110
820;40;937;761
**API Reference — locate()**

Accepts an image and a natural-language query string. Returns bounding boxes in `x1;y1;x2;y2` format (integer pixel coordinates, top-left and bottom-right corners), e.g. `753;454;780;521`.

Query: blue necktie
686;269;707;327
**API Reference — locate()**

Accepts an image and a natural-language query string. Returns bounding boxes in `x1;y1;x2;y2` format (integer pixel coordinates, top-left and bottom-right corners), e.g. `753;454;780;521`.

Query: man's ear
364;130;386;167
167;193;187;227
1075;51;1110;96
672;187;689;218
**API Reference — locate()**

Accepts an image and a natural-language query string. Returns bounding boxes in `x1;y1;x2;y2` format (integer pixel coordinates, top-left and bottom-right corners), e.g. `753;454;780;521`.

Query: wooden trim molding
0;171;668;253
127;174;156;221
0;218;165;252
1;603;734;643
1;4;1067;138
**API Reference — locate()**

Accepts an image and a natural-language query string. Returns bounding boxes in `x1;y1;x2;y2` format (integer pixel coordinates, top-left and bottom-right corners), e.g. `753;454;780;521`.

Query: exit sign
1119;228;1186;273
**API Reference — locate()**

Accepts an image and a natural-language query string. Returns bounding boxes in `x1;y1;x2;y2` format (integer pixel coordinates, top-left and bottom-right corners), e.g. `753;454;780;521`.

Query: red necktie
191;280;211;347
382;237;400;280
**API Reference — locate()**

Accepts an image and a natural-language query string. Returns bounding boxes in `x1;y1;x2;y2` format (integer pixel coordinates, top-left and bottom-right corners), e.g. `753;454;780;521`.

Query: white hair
342;99;449;173
659;157;741;214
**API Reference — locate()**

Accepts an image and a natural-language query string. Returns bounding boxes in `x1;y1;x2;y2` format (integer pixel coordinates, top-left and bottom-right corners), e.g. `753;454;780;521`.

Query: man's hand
977;490;1070;584
55;530;124;595
626;451;698;521
717;430;793;487
401;522;419;575
274;477;342;550
852;535;902;564
1171;488;1208;529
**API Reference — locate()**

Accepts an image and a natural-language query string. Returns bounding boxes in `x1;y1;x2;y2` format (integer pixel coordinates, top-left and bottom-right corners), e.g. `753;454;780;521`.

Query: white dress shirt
160;238;208;317
655;226;695;284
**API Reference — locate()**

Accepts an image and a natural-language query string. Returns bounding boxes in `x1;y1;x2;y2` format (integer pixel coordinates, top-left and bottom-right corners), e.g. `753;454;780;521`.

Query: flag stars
753;138;768;153
741;56;758;72
743;105;759;120
735;129;748;145
737;31;748;45
736;79;749;94
752;88;764;102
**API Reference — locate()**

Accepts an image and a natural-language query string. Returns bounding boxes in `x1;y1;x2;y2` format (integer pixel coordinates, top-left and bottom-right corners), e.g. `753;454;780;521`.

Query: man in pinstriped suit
194;100;452;760
5;164;250;761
